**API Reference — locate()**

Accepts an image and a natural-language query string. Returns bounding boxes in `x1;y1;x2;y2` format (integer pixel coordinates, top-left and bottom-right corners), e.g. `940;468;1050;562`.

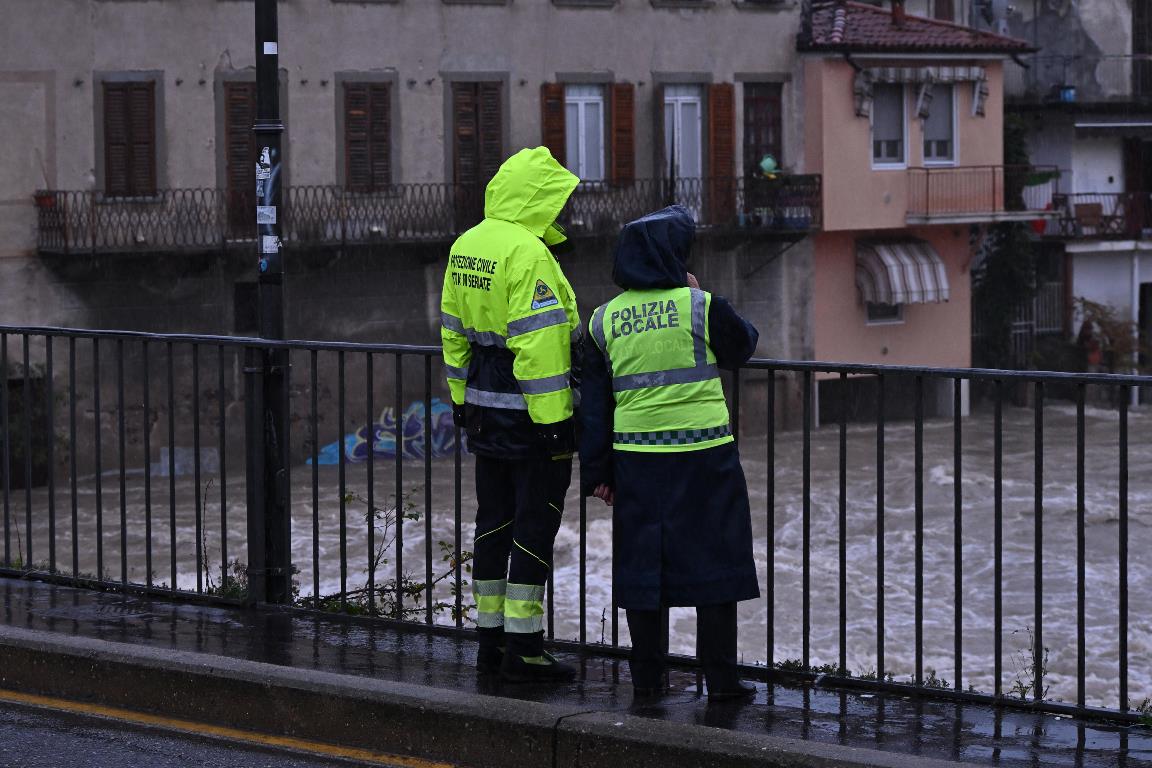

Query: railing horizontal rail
2;324;1149;725
36;177;823;253
907;165;1060;218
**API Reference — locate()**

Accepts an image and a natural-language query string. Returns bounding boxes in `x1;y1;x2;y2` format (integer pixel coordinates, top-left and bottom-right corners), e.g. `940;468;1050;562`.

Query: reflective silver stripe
505;616;543;633
441;312;464;334
508;308;568;337
589;304;613;378
477;613;506;628
465;388;528;410
690;288;708;367
612;364;720;392
518;372;570;395
473;578;508;596
506;583;546;602
444;364;469;380
467;329;507;348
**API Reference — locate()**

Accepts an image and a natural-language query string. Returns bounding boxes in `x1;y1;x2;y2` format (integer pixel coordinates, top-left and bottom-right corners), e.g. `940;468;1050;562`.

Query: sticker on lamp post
262;235;280;254
257;206;277;224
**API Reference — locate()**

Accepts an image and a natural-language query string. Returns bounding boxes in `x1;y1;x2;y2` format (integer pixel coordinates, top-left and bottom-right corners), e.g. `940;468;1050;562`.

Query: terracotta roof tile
801;1;1034;54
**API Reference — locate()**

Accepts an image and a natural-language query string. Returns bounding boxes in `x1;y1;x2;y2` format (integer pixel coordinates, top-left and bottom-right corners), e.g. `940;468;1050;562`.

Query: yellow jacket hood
484;147;580;238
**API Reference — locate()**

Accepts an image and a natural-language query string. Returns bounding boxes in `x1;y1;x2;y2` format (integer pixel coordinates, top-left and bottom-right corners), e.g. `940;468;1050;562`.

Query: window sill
650;0;715;8
871;162;907;171
732;0;793;9
553;0;616;6
442;0;509;4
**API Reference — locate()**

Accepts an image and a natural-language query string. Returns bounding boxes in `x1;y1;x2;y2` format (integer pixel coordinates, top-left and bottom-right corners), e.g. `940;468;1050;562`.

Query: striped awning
855;240;950;305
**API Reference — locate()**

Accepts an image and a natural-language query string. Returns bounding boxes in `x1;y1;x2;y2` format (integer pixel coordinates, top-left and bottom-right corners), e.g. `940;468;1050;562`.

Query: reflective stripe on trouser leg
473;578;508;629
504;582;546;634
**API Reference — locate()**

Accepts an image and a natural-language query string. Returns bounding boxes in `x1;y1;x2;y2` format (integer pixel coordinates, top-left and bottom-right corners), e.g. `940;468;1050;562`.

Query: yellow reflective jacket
440;147;581;455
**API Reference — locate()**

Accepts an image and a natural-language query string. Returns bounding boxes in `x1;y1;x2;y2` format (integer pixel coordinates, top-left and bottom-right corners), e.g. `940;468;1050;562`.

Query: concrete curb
0;625;977;768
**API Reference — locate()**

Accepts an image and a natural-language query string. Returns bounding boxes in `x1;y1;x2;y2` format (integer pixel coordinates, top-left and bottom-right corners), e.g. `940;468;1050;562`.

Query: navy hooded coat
579;206;761;611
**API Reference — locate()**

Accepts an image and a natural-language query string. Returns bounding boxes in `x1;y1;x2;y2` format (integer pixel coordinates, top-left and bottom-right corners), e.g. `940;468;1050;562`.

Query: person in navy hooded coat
580;206;759;700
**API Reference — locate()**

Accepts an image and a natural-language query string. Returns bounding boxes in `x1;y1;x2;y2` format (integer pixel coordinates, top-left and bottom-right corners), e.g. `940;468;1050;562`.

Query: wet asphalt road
0;701;384;768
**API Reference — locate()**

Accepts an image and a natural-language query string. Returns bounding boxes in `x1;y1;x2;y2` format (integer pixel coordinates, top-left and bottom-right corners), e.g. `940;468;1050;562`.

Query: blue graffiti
307;397;466;465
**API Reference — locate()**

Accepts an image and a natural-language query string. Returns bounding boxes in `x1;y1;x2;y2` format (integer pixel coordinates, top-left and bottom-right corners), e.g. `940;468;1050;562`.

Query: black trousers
626;602;740;691
473;453;571;656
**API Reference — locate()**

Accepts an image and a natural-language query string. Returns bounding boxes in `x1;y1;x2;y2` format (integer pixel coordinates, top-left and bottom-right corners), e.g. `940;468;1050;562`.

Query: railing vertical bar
802;369;811;668
838;371;847;675
45;336;55;573
994;379;1003;698
395;354;404;619
23;335;32;568
1119;386;1129;711
217;345;227;589
732;369;741;451
579;492;587;646
1076;382;1085;709
310;350;319;606
93;339;102;580
914;375;924;686
766;370;775;668
1034;380;1044;703
953;377;963;691
143;341;152;588
117;339;127;585
366;352;375;614
167;342;177;591
424;355;433;626
454;422;462;629
69;337;78;578
876;373;886;680
192;344;202;594
338;350;347;610
1;332;9;568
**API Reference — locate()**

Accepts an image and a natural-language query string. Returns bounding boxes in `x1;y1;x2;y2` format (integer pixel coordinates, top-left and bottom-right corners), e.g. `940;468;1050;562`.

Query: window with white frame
872;83;905;165
866;302;903;324
564;84;605;182
663;84;704;178
923;85;954;163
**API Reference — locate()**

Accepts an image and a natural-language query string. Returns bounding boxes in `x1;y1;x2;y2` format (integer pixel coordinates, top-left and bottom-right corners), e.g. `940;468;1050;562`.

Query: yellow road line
0;688;454;768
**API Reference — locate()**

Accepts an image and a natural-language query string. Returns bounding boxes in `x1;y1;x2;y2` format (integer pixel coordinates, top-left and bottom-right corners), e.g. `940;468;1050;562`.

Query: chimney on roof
891;0;906;26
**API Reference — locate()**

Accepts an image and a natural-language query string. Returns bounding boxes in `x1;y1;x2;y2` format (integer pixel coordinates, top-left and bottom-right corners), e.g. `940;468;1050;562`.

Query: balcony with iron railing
906;165;1061;225
34;176;822;255
1005;54;1152;105
1038;191;1152;241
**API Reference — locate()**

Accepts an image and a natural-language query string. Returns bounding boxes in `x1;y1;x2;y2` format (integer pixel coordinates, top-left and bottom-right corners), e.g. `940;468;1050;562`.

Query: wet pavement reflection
3;578;1149;767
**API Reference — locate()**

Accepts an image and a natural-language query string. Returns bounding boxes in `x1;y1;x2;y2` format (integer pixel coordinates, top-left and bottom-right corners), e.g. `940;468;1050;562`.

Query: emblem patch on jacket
531;279;559;310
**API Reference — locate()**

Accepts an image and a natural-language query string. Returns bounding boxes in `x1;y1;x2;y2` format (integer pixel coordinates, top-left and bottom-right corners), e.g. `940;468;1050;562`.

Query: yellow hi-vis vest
589;286;732;452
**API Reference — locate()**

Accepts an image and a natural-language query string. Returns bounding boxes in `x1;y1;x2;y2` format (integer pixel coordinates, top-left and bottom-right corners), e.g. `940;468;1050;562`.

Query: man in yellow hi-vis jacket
441;147;580;682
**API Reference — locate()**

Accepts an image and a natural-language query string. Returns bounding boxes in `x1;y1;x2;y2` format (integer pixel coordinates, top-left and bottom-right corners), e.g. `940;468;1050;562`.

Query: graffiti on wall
308;397;465;465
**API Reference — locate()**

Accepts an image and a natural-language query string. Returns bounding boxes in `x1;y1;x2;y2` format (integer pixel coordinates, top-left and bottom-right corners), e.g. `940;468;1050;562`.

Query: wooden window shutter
103;81;156;196
610;82;635;186
453;83;479;187
477;82;504;188
224;82;257;234
707;82;736;224
933;0;954;20
345;82;392;191
540;83;566;167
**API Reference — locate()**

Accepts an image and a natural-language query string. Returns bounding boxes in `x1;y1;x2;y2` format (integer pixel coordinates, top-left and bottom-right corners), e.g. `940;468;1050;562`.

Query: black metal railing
34;176;823;254
1;324;1148;723
1042;192;1152;240
907;165;1060;220
1006;54;1152;104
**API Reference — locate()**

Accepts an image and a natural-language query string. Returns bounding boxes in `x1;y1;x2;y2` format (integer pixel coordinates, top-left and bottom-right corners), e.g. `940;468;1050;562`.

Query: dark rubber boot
698;603;756;702
500;631;576;683
476;627;505;675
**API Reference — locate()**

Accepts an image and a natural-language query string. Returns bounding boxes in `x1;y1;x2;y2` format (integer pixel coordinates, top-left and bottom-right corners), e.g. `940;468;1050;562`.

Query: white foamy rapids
13;403;1152;709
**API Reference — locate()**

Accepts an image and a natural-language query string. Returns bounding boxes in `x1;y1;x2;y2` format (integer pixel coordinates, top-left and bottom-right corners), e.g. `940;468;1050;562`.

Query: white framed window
923;84;955;164
866;302;904;324
871;83;906;167
663;84;704;179
564;84;605;182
